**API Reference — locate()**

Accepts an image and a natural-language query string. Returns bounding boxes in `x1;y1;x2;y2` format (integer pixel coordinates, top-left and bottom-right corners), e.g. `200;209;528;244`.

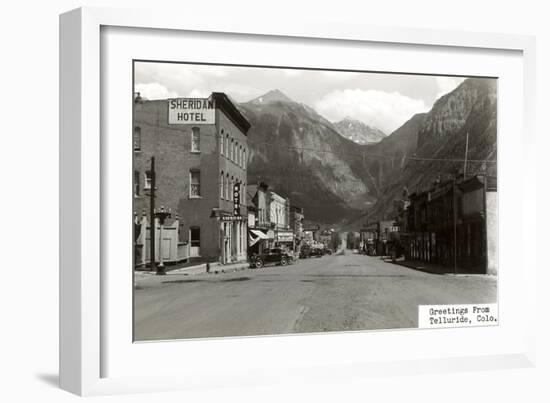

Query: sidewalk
384;257;492;276
134;260;251;285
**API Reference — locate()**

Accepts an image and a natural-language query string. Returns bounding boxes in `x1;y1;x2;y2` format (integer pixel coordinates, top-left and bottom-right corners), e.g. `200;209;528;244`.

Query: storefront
248;228;269;256
219;215;247;264
276;230;295;252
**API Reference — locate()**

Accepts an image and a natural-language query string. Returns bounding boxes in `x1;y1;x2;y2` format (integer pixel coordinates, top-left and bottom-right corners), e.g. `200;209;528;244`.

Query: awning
250;229;269;239
249;229;269;247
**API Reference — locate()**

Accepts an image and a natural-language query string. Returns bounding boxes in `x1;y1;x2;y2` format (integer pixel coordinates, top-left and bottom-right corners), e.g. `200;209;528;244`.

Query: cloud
135;83;178;100
435;76;466;99
315;89;428;133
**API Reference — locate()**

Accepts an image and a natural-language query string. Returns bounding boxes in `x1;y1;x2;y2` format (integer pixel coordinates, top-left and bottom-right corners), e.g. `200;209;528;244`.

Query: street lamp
154;206;172;275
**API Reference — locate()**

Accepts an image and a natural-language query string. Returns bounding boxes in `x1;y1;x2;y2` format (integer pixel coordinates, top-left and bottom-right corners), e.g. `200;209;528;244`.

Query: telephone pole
149;157;156;271
463;131;469;180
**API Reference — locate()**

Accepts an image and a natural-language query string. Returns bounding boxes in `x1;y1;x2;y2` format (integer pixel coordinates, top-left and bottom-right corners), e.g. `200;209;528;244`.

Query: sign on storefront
168;98;215;124
277;231;294;242
220;215;245;222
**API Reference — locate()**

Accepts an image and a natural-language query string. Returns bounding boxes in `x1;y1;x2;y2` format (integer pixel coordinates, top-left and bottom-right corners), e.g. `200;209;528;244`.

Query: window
133;127;141;151
230;138;234;161
191;127;200;152
241;182;245;205
190;227;200;247
134;170;140;196
144;170;152;190
243;149;246;169
220;129;224;155
220;171;224;199
190;226;201;257
225;134;229;159
225;173;230;200
190;170;200;197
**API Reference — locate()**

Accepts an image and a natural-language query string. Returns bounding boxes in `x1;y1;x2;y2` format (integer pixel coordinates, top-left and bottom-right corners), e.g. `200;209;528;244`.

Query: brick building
133;92;250;265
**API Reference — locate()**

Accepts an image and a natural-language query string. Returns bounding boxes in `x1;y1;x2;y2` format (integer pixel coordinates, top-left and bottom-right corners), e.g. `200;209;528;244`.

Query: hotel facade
133;92;251;266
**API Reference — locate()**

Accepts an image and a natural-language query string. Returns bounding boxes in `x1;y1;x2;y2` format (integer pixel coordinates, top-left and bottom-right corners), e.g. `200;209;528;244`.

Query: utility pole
453;175;458;275
463;131;469;180
149;157;156;272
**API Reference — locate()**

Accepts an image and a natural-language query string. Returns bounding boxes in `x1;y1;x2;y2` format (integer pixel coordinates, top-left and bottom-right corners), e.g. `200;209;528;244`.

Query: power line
137;125;497;164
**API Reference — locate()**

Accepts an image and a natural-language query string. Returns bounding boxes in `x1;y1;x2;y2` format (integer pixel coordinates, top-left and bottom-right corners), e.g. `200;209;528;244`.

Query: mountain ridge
333;117;387;145
237;78;496;227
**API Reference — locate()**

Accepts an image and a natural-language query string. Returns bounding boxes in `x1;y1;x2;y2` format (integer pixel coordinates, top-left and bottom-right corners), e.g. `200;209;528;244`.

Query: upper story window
225;134;229;159
134;170;140;196
220;129;225;155
190;170;201;198
133;127;141;151
191;127;200;152
220;171;224;199
243;149;247;169
230;138;234;161
225;173;230;200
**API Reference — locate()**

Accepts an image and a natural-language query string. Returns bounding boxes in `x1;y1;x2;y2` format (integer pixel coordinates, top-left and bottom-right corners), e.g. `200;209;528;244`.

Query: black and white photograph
132;61;498;341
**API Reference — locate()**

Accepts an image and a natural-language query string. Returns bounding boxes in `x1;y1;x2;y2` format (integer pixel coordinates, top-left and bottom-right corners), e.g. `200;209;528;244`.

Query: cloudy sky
134;62;465;134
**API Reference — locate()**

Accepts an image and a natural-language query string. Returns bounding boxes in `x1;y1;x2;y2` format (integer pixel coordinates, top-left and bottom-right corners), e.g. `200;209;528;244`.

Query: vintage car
299;245;312;259
250;248;294;268
309;247;324;258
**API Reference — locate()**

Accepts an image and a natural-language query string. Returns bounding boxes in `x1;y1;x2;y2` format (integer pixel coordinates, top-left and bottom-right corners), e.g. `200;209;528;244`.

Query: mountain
359;113;428;198
238;90;377;223
248;89;294;105
333;117;386;144
365;78;497;221
236;78;496;227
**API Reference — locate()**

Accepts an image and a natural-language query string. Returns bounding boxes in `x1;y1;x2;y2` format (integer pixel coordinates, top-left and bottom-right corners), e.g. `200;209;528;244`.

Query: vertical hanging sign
233;183;240;216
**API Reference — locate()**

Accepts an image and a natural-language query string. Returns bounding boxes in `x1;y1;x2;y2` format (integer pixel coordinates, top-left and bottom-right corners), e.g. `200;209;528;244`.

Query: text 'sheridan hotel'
168;98;215;124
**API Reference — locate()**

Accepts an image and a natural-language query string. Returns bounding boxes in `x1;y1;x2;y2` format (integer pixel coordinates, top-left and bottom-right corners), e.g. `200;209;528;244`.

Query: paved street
134;251;497;341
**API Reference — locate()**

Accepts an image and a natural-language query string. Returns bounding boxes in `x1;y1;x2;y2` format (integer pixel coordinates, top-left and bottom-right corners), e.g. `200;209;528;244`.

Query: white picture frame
59;7;537;396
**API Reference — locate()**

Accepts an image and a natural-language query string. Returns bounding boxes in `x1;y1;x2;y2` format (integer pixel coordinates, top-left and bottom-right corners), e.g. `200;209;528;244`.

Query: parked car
323;248;333;255
250;248;294;268
310;248;324;258
299;245;311;259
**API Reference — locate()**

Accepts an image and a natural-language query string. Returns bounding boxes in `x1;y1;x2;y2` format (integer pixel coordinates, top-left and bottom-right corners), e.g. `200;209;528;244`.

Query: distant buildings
290;206;305;247
359;221;399;256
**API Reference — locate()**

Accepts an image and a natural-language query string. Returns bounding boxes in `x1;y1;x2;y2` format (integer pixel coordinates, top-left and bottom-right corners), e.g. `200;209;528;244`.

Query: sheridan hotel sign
168;98;215;124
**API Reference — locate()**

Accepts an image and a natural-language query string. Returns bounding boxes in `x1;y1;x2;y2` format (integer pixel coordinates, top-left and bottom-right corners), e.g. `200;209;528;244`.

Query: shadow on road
162;276;251;285
306;274;407;278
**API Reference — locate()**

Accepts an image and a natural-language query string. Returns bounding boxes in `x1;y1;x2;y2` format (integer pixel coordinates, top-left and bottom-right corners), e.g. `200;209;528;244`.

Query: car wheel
254;259;264;269
280;257;288;266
